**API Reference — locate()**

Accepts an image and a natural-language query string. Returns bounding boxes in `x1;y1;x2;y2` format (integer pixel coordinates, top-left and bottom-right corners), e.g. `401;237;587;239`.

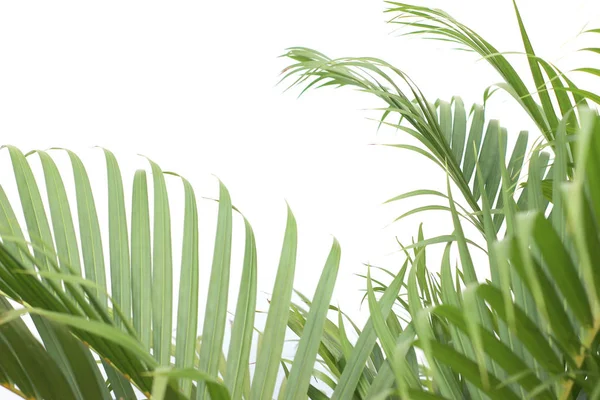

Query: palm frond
281;48;532;236
0;146;342;400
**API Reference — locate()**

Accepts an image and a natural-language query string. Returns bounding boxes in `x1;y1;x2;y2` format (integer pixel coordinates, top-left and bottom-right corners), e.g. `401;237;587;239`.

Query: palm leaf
0;146;349;400
280;49;531;236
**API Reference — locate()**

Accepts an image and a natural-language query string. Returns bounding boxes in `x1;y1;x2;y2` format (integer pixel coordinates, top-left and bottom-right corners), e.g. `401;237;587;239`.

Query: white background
1;1;599;399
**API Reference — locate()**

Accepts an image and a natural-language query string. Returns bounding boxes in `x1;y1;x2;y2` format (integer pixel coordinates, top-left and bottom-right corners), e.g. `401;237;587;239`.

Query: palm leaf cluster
0;147;341;400
1;0;600;399
277;1;600;399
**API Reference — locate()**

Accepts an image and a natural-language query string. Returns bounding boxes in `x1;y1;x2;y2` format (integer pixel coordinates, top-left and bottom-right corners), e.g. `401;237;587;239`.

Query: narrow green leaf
173;175;200;398
364;361;395;399
382;144;444;169
463;285;491;390
406;390;452;400
6;148;113;398
284;238;341;400
0;298;78;400
0;307;157;368
573;67;600;77
149;367;230;400
513;218;581;361
493;130;528;230
439;245;485;400
225;216;257;400
451;96;467;166
366;266;399;361
103;149;131;328
426;340;521;400
408;260;463;399
512;0;558;133
446;178;477;284
522;212;592;327
517;151;549;212
5;146;56;275
564;111;600;307
435;304;553;399
552;119;568;237
577;111;600;235
475;160;499;285
131;170;152;350
564;182;600;316
527;151;546;212
64;149;108;307
385;189;447;204
196;181;232;400
437;100;452;144
462;104;485;184
331;259;407;400
368;267;420;394
0;186;36;299
36;151;82;279
337;309;353;362
476;284;563;375
251;205;297;400
473;120;501;201
147;158;173;366
103;359;136;400
393;204;480;230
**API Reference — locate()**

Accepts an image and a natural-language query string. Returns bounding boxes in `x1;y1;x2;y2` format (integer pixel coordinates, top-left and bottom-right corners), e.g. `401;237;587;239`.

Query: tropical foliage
0;1;599;399
278;2;600;399
0;145;343;400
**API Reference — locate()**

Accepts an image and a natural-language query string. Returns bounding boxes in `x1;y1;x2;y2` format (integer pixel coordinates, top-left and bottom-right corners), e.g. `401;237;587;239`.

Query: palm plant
0;147;341;400
1;1;600;400
277;1;600;399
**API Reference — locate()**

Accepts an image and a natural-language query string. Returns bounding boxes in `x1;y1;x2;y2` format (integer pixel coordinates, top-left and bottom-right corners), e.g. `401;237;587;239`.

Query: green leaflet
197;181;232;400
283;238;341;400
147;158;174;367
251;205;297;400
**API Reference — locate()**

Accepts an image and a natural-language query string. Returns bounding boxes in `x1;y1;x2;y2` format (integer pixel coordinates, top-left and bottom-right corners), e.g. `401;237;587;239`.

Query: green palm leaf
0;146;349;400
280;49;531;236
